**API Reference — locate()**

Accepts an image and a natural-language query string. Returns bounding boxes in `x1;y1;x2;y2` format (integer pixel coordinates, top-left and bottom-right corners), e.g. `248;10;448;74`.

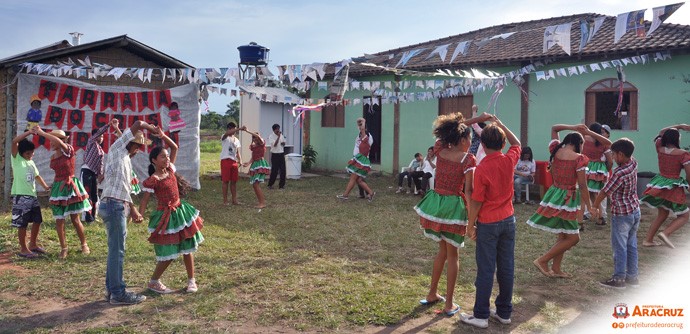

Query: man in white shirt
220;122;242;205
267;124;287;189
100;119;157;305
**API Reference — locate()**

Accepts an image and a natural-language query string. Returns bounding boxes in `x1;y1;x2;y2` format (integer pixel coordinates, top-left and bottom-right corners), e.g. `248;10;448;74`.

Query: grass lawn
0;142;685;333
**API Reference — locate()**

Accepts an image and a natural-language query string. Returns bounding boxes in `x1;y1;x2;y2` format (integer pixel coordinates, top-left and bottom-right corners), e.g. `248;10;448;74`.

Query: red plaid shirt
601;158;639;215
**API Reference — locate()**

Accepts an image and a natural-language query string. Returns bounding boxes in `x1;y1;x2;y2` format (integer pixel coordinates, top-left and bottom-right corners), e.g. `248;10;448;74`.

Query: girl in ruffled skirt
240;126;270;209
140;131;203;293
640;125;690;248
526;124;604;278
414;113;475;316
35;126;91;259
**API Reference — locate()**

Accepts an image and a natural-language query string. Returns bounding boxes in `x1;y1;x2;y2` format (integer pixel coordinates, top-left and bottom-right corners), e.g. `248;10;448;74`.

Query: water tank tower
237;42;270;81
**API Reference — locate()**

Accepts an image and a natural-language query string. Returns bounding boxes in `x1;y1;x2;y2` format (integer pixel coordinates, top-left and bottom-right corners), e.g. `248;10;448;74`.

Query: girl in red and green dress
414;113;474;317
34;127;91;259
240;126;270;209
641;124;690;249
140;131;204;294
581;123;612;225
337;118;375;201
527;124;597;278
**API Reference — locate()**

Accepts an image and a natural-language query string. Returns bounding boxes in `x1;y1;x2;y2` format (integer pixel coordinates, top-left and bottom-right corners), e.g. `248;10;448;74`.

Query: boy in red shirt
462;116;520;329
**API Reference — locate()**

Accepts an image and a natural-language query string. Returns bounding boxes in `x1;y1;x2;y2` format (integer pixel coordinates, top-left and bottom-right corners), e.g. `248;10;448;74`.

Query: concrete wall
308;56;690;174
238;96;302;164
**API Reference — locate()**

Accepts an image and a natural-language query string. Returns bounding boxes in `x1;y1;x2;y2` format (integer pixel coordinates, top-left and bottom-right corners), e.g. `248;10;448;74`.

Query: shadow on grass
0;300;111;333
373;305;445;333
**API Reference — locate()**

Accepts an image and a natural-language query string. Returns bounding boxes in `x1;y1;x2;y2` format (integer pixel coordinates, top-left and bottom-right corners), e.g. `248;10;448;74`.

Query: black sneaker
110;291;146;305
599;277;626;290
626;277;640;288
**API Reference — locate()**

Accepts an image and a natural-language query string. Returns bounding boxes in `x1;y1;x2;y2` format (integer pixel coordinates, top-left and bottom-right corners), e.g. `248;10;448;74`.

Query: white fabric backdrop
16;74;201;189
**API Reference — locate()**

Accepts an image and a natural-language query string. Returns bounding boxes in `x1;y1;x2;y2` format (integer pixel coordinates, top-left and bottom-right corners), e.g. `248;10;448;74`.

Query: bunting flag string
533;51;670;82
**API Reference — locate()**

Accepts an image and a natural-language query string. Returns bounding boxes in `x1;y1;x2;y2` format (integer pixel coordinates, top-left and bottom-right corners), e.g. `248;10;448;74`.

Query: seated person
513;146;536;203
396;153;426;194
420;146;436;194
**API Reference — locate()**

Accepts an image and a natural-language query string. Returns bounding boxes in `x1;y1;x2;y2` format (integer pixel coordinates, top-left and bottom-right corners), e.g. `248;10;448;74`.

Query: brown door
439;96;473;118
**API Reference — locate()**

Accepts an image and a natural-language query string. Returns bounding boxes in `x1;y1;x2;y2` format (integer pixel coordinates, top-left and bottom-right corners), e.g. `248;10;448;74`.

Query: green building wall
309;56;690;174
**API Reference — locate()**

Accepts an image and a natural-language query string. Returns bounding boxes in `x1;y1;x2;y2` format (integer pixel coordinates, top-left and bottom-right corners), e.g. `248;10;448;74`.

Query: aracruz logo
613;303;630;319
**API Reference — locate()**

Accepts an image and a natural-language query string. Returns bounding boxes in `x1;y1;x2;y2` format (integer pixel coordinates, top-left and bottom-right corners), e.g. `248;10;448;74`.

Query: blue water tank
238;42;270;65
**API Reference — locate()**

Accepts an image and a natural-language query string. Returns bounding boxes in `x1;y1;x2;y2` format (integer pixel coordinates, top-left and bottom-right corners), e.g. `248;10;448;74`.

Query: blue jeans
99;198;128;298
474;215;516;320
611;209;640;280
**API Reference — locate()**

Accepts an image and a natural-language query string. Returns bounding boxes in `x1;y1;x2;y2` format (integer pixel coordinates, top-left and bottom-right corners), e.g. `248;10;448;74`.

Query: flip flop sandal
17;252;38;259
642;240;662;247
435;303;461;317
30;247;46;254
419;296;446;305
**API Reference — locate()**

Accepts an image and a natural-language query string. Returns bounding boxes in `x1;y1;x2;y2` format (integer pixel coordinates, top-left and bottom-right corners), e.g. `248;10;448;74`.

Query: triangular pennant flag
573;18;600;54
425;43;451;62
648;2;684;36
544;23;572;55
615;9;646;43
395;48;425;67
449;41;470;63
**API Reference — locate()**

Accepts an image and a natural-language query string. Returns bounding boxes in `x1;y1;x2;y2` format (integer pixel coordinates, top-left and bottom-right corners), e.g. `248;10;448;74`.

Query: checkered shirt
602;158;639;215
82;124;110;176
101;129;134;203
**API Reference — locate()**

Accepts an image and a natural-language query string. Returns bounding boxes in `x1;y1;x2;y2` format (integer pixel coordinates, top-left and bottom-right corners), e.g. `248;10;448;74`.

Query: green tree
200;111;225;130
226;100;240;118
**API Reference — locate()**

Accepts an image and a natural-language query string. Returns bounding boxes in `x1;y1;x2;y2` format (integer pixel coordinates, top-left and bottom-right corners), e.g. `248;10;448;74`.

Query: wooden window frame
585;78;638;131
438;95;474;118
321;94;345;128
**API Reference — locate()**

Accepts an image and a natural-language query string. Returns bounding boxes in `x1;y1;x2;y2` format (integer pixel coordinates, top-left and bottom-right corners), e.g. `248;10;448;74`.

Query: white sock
150;279;160;284
188;278;196;284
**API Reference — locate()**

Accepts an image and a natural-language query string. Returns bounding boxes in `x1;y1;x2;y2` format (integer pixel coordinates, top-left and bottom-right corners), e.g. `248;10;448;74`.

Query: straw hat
129;131;152;146
30;95;41;104
50;129;68;139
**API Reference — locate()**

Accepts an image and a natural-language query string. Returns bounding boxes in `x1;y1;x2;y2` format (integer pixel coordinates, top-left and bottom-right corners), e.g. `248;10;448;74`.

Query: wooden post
520;73;529;146
392;75;401;174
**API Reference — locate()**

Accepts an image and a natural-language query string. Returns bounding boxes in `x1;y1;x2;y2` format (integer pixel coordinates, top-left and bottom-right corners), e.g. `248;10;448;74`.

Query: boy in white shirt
220;122;242;205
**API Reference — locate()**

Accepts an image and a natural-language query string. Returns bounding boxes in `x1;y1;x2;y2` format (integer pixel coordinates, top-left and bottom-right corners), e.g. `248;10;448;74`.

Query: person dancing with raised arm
526;124;595;278
640;124;690;249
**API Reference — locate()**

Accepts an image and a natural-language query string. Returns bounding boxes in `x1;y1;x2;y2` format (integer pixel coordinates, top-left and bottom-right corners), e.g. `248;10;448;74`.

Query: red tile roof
345;13;690;77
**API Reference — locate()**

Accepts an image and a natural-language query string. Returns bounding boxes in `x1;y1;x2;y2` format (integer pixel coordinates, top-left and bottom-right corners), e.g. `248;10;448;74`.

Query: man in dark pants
267;124;287;189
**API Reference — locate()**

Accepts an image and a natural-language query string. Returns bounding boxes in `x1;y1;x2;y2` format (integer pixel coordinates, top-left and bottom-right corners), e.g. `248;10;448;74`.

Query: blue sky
1;0;687;112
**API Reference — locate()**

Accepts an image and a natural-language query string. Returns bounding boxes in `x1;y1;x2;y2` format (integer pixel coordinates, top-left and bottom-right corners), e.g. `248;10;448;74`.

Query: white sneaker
186;280;198;293
490;309;511;324
460;313;489;329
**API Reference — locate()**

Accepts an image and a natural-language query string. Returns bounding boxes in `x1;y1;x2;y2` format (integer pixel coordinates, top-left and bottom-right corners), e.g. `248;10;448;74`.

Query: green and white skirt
346;154;371;178
414;190;467;248
147;200;205;262
49;177;92;219
526;186;580;234
585;161;608;192
640;175;689;215
249;159;271;184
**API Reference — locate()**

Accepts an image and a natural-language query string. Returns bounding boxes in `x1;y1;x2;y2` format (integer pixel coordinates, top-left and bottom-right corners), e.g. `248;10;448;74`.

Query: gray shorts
11;195;43;228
